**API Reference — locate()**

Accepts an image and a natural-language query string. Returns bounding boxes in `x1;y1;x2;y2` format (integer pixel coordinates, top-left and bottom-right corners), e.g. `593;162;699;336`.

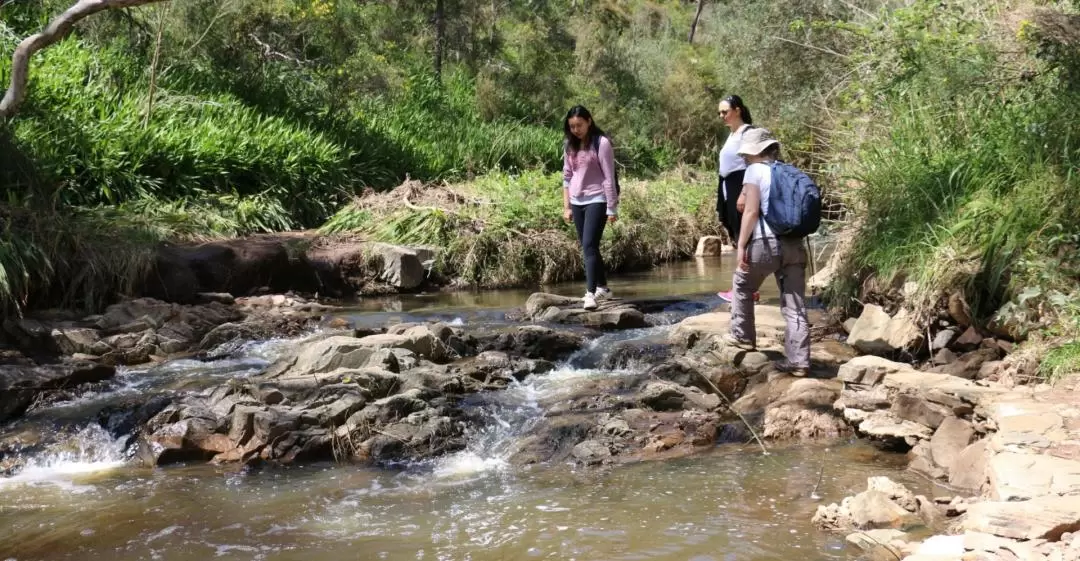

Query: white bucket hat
737;127;780;156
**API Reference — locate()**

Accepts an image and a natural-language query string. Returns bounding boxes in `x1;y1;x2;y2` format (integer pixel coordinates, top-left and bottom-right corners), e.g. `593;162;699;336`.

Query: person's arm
737;183;761;270
563;146;573;189
598;137;618;218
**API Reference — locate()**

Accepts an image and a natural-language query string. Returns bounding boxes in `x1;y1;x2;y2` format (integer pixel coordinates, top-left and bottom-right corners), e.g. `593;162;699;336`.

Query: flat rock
838;355;916;385
669;307;787;350
987;451;1080;501
858;410;934;442
963;496;1080;540
524;293;651;330
883;371;1008;410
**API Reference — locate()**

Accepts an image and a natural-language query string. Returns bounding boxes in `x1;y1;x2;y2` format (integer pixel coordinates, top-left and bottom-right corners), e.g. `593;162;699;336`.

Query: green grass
1040;341;1080;384
321;169;721;288
825;1;1080;331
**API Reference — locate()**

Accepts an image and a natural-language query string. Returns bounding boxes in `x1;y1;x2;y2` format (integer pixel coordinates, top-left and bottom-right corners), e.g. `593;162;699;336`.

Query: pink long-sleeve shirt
562;136;619;216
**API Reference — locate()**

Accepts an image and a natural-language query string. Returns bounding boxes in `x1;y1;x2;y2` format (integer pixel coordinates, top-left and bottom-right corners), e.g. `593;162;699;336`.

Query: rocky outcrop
829;364;1080;561
136;325;477;466
2;295;326;367
0;361;115;422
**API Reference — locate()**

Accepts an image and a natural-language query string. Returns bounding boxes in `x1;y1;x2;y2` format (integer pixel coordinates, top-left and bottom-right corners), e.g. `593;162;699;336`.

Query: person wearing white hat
720;127;811;376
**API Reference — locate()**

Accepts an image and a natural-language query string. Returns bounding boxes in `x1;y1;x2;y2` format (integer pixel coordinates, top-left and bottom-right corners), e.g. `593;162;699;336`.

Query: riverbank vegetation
2;0;1079;379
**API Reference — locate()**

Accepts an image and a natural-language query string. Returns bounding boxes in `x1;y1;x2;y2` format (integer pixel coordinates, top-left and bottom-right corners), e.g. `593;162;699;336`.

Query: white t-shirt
718;124;751;187
743;162;776;239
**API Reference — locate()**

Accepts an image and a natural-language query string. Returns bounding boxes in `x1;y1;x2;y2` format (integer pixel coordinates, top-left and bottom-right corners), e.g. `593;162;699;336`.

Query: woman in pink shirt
562;105;619;310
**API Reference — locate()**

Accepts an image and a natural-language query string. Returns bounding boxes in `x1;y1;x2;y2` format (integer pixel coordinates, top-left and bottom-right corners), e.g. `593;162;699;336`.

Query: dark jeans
572;202;608;293
717;169;746;242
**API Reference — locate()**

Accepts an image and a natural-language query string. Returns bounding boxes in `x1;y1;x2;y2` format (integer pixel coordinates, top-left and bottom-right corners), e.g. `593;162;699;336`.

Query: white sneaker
594;287;613;301
582;292;598;310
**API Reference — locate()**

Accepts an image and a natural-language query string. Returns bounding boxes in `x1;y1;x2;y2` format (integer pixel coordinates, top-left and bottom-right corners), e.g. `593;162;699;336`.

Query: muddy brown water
0;251;942;561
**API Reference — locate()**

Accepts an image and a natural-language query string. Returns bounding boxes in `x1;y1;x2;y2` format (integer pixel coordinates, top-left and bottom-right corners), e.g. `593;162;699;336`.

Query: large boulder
847;304;922;355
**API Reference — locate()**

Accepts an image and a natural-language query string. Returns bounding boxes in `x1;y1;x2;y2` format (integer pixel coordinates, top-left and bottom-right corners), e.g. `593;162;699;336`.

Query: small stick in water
693;361;769;456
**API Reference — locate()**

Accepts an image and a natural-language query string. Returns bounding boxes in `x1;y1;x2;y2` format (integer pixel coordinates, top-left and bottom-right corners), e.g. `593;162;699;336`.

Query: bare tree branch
688;0;706;44
0;0;169;120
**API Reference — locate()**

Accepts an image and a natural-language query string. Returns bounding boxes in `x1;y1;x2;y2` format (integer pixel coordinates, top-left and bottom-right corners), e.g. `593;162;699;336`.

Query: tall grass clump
321;169;720;288
825;0;1080;327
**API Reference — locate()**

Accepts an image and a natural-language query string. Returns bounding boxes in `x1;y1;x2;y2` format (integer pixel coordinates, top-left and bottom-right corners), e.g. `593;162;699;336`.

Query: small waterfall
1;423;128;486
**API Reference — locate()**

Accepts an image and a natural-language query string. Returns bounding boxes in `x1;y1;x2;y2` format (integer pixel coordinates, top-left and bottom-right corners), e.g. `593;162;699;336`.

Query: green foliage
1040;340;1080;384
826;0;1080;334
321;170;720;288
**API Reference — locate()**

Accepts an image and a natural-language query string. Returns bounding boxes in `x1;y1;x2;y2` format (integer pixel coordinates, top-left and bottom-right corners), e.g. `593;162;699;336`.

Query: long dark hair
724;95;753;125
563;105;607;152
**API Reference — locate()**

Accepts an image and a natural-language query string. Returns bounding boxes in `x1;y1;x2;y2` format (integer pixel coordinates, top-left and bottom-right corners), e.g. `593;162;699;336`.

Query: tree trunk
434;0;446;83
0;0;169;120
688;0;705;43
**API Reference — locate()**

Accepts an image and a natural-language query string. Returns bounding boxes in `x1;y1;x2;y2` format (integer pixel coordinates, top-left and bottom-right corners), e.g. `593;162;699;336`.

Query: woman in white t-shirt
715;95;758;303
721;127;811;377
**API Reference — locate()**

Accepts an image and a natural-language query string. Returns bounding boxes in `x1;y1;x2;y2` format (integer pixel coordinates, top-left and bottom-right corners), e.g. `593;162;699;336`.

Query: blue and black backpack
763;161;821;238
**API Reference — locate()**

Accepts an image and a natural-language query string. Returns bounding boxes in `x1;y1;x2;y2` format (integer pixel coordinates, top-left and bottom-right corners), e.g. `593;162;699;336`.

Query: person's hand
737;245;750;272
607;214;617;223
736;193;746;214
563;208;573;223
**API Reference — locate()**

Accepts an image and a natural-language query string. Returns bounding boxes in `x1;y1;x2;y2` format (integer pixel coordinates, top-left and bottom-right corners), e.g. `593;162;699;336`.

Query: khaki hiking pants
730;236;811;368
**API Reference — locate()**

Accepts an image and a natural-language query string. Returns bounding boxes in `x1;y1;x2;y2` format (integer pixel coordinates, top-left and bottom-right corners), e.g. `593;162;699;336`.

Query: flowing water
0;254;938;561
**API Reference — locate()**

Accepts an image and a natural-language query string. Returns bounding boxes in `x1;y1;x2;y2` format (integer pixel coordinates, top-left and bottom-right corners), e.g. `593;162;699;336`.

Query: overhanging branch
0;0;168;120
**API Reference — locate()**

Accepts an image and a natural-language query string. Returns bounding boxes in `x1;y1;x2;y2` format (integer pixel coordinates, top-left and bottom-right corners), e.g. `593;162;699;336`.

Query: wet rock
474;325;584;362
694;235;730;256
0;361;116;422
571;440;612;465
846;304;922;355
600;342;672;371
733;376;848;441
638;381;719;412
648;357;745;402
524;293;649;330
451;351;554;388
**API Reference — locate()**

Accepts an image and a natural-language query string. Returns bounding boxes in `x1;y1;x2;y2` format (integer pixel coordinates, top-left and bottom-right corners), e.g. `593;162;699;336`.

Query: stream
0;256;934;561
